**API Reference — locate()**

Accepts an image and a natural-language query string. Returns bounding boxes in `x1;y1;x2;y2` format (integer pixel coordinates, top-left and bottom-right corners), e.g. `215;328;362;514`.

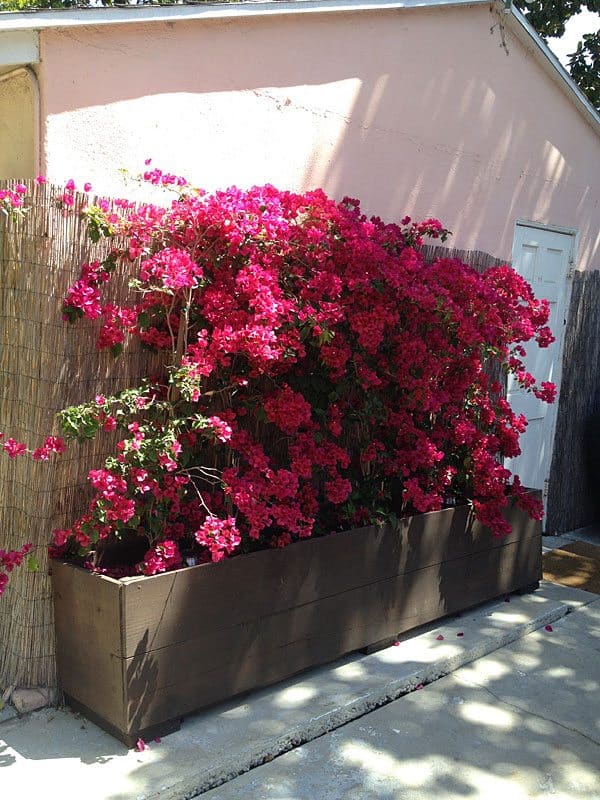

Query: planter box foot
362;635;399;654
64;695;181;748
516;581;540;595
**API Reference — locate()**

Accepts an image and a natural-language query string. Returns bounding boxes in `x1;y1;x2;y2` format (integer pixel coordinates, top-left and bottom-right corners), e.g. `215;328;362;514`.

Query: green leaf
317;329;335;346
387;512;399;530
88;222;101;244
298;324;311;342
102;253;118;272
62;305;84;325
254;406;268;423
26;555;40;573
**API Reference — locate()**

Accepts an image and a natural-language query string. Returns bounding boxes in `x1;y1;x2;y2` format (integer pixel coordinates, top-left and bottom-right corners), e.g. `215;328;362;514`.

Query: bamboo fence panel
0;180;163;690
546;271;600;534
421;244;508;272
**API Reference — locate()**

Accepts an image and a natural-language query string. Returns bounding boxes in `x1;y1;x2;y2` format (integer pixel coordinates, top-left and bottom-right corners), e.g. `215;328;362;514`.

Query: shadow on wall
0;68;37;179
41;9;598;264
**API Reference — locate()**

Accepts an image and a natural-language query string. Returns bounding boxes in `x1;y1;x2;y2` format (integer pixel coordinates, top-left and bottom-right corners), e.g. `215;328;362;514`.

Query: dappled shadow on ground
96;591;599;800
192;599;600;799
1;590;598;800
0;707;124;766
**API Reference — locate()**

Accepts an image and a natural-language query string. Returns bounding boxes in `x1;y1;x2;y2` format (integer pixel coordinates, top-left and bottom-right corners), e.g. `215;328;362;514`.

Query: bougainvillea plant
1;172;554;579
0;543;33;597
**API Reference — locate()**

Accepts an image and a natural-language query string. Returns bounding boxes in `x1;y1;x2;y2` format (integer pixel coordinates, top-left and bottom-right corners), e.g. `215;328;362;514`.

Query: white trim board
0;0;490;31
516;219;580;240
0;30;38;66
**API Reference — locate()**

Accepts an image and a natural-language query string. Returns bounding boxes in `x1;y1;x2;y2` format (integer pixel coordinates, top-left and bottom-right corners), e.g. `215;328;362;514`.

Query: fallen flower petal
545;624;553;632
153;737;161;743
435;634;445;641
456;632;464;637
135;738;147;752
414;683;424;691
392;640;401;647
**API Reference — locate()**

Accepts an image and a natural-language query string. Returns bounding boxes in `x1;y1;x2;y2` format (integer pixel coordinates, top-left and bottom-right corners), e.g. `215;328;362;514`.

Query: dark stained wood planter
51;493;542;746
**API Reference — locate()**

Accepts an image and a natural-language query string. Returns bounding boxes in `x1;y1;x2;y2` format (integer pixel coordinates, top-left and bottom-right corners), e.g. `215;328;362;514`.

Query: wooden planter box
51;494;541;746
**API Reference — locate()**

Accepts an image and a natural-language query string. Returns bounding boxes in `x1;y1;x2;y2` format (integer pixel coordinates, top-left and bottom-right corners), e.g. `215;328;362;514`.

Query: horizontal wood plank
121;499;540;657
122;533;541;730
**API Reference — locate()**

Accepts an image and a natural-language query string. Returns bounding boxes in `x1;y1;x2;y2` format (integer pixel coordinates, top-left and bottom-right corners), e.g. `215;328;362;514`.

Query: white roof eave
0;0;489;30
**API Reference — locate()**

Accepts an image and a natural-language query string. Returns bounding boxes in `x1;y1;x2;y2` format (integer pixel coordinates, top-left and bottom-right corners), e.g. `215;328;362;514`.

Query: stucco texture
38;5;600;266
0;68;37;179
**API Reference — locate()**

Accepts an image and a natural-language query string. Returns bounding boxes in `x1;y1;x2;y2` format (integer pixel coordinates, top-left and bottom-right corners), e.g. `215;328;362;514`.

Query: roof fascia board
0;29;38;65
0;0;487;31
507;5;600;136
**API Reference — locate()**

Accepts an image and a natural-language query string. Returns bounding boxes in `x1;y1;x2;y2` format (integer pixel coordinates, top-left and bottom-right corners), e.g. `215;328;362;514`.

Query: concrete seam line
473;681;600;748
159;602;573;800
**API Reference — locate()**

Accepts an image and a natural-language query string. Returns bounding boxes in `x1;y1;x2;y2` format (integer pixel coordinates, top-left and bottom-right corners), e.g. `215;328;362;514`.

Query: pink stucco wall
39;5;600;267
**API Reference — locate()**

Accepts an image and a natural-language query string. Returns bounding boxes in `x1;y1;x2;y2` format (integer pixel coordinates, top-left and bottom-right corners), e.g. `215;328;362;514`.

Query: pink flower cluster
264;386;312;434
194;516;241;562
0;432;65;461
0;182;27;210
141;540;183;575
47;177;553;576
0;543;32;597
139;247;203;291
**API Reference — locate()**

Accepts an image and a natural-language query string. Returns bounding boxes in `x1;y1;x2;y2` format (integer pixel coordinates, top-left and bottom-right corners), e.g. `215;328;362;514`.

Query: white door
505;223;574;493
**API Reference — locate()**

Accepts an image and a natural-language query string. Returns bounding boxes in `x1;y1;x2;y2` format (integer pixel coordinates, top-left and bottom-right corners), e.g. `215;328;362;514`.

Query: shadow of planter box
51;493;541;747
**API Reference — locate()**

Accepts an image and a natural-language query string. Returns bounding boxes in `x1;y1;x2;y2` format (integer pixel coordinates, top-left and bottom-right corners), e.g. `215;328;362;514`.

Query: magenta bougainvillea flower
0;544;33;597
1;173;554;580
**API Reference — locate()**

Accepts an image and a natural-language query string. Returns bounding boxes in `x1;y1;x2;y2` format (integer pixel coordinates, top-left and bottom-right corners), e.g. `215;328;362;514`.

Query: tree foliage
568;29;599;108
516;1;599;110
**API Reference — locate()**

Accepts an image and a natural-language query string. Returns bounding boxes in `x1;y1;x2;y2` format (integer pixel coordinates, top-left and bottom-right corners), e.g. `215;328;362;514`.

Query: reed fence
0;181;162;690
546;270;600;533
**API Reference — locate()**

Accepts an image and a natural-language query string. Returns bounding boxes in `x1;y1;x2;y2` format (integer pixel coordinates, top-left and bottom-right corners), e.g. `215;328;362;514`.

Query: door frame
511;219;579;514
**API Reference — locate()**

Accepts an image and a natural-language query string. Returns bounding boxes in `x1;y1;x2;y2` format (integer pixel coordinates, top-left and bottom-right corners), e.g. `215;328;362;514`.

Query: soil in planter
75;491;472;578
87;533;151;577
63;478;470;581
